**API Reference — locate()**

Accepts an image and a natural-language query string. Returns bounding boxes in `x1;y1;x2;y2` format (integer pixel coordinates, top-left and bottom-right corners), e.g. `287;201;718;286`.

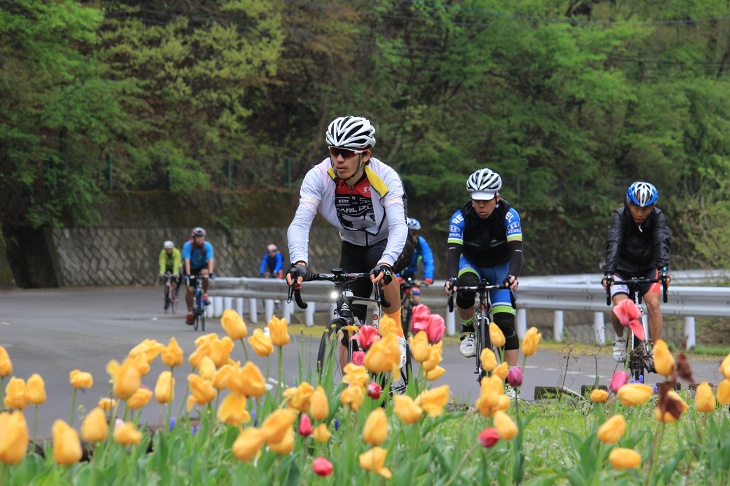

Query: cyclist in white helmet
287;115;413;363
158;240;182;296
602;181;671;363
260;243;284;279
444;168;523;367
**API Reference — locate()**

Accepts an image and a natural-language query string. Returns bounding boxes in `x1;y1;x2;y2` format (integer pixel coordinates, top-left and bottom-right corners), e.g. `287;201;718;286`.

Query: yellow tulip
521;327;542;357
186;395;197;413
221;309;248;340
310;386;329;421
719;353;730;380
212;364;233;391
312;423;331;443
248;329;274;357
217;392;251;425
480;348;498;372
4;377;27;410
475;375;503;417
98;398;117;411
233;362;267;398
421;341;443;373
112;358;141;400
26;374;46;405
260;409;297;444
154;371;175;404
597;414;626;444
494;395;511;412
128;353;150;376
362;408;389;445
268;426;295;454
342;364;370;388
489;322;506;348
69;370;93;389
590;389;609;403
127;387;153;410
0;346;12;377
415;385;450;417
269;316;291;347
114;422;142;445
608;447;642;469
194;333;218;347
695;382;716;413
198;356;216;382
717;379;730;406
359;446;392;478
128;339;163;364
409;331;431;363
188;374;217;405
52;420;82;465
393;395;423;424
232;427;265;462
340;383;365;412
161;337;184;368
283;382;314;412
0;411;28;464
364;333;400;374
652;340;675;376
378;314;400;338
208;337;234;368
493;362;509;381
617;384;653;407
188;342;212;369
81;408;108;443
426;366;446;381
494;410;518;440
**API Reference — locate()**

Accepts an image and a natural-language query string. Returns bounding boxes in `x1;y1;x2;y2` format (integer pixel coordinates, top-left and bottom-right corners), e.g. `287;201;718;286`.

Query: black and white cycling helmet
407;218;421;231
467;168;502;201
192;227;206;237
163;240;174;249
627;182;658;207
325;116;376;149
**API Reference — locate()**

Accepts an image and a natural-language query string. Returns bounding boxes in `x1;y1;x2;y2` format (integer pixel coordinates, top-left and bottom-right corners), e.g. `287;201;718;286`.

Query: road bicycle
399;277;421;337
189;274;210;332
161;272;179;314
448;280;515;383
288;268;411;395
605;276;668;383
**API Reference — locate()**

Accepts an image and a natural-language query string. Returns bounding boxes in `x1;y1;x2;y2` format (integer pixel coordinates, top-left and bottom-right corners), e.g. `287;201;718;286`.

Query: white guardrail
207;270;730;347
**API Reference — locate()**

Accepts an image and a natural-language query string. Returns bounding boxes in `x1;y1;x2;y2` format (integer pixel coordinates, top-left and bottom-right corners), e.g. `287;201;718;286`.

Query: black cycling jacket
604;202;671;275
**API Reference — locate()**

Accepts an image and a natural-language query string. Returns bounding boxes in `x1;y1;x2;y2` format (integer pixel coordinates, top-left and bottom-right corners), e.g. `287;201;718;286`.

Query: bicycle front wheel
475;314;492;383
164;284;171;313
317;319;344;385
169;285;178;314
200;311;205;332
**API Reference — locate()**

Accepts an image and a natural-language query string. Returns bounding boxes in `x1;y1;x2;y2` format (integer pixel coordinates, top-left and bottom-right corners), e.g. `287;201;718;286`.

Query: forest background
2;0;730;279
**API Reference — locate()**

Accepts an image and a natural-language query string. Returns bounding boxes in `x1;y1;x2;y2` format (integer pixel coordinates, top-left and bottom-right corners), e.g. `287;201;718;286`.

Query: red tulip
298;414;313;437
425;315;446;344
352;351;365;366
356;325;380;351
367;382;382;400
610;370;629;393
478;427;500;448
312;457;333;476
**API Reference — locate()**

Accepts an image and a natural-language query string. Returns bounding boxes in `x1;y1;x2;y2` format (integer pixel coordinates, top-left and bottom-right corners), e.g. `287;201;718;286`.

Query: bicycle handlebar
287;270;389;309
446;282;515;313
604;276;668;305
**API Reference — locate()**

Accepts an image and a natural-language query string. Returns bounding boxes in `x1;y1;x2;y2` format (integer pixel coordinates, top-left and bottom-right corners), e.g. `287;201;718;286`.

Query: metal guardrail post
265;300;275;323
553;310;564;342
685;316;696;349
249;299;257;323
516;308;527;338
594;312;605;345
305;302;316;326
445;307;456;336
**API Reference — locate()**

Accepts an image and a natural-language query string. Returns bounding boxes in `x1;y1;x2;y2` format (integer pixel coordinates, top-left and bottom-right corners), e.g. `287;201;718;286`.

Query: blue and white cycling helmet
325;116;376;149
407;218;421;231
627;182;658;207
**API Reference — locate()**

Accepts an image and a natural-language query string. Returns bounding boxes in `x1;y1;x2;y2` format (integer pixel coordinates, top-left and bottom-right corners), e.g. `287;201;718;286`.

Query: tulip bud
494;411;518;440
161;337;184;367
590;389;608;403
0;410;29;464
609;370;629;393
367;382;382;400
310;386;329;421
717;379;730;406
352;351;365;366
608;447;641;469
362;408;388;446
114;421;143;445
127;386;153;410
0;346;12;378
155;371;175;404
312;423;331;443
52;420;82;465
4;377;27;410
506;366;523;387
232;427;266;462
478;427;500;448
695;382;716;413
221;309;248;340
69;370;93;389
597;414;626;444
299;414;313;437
26;374;47;405
81;408;108;443
652;339;675;376
393;394;423;424
312;457;333;476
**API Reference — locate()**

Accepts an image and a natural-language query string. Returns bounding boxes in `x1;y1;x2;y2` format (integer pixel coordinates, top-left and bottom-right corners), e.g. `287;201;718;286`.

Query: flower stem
277;346;284;402
33;404;39;449
239;338;249;361
646;421;666;486
69;388;78;427
443;443;480;485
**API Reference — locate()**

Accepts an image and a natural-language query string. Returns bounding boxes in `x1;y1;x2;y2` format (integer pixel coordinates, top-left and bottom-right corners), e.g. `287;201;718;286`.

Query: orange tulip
69;370;93;389
212;364;234;391
340;383;365;412
415;385;450;417
52;420;82;465
248;329;274;357
4;377;27;410
188;374;217;405
283;382;314;412
0;411;28;464
342;364;370;388
378;314;400;338
127;387;153;410
269;316;290;347
217;392;251;425
154;371;175;404
128;339;163;364
0;346;12;377
608;448;641;469
655;390;688;423
221;309;248;340
480;348;498;373
81;408;108;443
232;427;265;462
208;337;234;368
426;366;446;381
26;373;46;405
312;423;331;443
717;379;730;406
114;422;142;445
362;408;389;445
409;332;431;363
521;327;542;357
494;411;518;440
98;398;117;411
310;386;329;421
695;382;716;413
188;342;212;369
421;341;443;373
719;353;730;380
489;322;506;348
235;361;267;398
260;409;297;444
652;339;675;376
268;426;295;454
198;356;216;382
597;414;626;444
359;447;392;478
161;337;184;367
475;375;504;417
617;384;653;407
112;358;141;400
493;362;509;381
364;333;400;374
590;389;608;403
393;394;423;424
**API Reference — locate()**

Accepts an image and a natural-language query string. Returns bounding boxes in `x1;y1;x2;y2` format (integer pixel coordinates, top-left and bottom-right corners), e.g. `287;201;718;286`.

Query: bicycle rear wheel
401;301;412;338
628;334;645;383
168;284;178;314
474;313;491;383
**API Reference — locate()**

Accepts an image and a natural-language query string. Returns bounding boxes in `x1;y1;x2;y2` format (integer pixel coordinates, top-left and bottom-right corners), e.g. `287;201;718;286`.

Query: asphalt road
1;286;724;438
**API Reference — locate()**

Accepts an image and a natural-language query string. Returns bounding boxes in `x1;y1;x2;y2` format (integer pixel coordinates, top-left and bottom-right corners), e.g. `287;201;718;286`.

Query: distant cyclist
259;243;284;278
182;227;215;325
444;168;523;367
397;217;435;304
601;182;671;362
158;240;182;296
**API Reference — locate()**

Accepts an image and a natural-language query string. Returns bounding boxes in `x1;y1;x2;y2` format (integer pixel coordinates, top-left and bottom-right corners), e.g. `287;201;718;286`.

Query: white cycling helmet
407;218;421;231
163;240;174;249
627;181;658;207
325;116;376;149
267;243;277;252
467;168;502;201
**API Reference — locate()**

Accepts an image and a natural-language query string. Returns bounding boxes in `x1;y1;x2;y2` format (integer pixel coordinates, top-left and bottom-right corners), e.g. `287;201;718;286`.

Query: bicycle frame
189;274;209;331
399;278;420;337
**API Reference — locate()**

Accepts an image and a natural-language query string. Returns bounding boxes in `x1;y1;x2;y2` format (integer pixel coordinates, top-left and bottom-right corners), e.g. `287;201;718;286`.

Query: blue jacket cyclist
182;227;215;325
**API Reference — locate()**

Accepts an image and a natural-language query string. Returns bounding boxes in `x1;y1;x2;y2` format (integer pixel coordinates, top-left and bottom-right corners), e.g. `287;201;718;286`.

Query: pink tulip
613;300;645;340
478;427;500;448
356;325;380;351
352;351;365;366
367;382;382;400
312;457;333;476
610;370;629;393
299;414;313;437
507;366;523;387
425;315;446;344
411;304;431;327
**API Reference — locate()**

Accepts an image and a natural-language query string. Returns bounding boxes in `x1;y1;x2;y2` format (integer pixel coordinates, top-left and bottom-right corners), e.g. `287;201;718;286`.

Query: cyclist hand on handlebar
370;263;393;285
287;263;307;289
444;277;458;295
659;268;671;288
601;273;614;290
503;274;518;291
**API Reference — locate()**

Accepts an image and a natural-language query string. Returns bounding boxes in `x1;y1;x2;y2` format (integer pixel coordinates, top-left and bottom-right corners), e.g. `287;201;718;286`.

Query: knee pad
455;273;479;309
494;312;519;350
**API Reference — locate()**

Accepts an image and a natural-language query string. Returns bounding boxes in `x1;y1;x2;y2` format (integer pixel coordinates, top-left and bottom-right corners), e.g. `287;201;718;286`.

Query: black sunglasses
329;147;367;159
